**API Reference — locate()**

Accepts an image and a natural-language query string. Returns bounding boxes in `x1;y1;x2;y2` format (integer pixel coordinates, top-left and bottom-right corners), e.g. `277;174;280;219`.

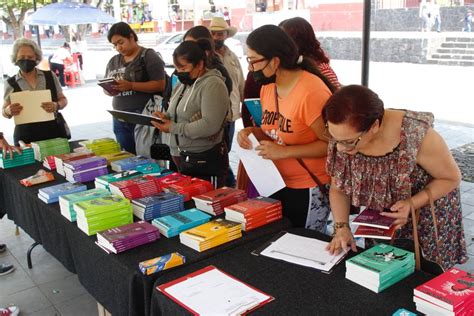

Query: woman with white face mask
152;40;230;188
3;38;68;145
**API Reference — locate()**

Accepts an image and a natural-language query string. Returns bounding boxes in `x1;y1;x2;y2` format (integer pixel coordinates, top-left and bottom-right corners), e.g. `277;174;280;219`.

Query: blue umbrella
26;0;117;25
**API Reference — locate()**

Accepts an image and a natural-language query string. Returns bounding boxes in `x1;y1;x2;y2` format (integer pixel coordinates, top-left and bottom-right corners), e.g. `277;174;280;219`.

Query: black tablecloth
0;162;78;272
0;161;292;316
151;228;433;316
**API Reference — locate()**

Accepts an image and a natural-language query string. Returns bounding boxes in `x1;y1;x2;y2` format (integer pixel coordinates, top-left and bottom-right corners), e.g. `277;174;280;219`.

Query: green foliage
0;0;52;11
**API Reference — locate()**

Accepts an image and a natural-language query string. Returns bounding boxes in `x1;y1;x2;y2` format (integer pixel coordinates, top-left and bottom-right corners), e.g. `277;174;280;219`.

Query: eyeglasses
246;57;267;71
324;124;367;151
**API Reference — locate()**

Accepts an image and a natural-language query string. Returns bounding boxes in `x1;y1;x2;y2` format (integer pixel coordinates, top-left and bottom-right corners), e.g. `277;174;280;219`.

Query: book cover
346;243;414;280
414;268;474;311
97;221;158;244
97;78;119;94
352;208;396;229
95;170;142;185
224;197;282;217
74;195;131;216
192;187;246;203
39;182;87;199
180;218;241;242
153;209;211;237
132;192;184;208
63;156;107;172
156;173;192;188
243;98;262;127
59;188;110;204
354;225;397;240
111;156;155;171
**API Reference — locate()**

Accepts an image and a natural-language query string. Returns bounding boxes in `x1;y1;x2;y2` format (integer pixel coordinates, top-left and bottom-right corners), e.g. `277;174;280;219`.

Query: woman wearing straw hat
209;16;245;187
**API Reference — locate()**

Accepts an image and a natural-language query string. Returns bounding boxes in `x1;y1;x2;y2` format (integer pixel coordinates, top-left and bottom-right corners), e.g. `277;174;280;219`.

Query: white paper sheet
260;233;347;272
164;268;271;316
10;90;54;125
235;133;285;197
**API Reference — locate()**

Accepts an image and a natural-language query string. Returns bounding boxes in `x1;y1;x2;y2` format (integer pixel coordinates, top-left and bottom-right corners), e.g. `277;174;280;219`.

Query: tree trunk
6;6;28;39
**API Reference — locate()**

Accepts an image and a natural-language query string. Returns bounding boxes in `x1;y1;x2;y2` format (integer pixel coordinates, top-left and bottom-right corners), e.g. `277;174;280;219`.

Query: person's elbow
152;80;166;92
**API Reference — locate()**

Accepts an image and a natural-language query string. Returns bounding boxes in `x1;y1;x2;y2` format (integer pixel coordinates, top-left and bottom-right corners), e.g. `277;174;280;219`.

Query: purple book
110;231;160;247
110;234;160;251
73;167;109;183
352;208;395;229
64;156;107;172
97;221;159;245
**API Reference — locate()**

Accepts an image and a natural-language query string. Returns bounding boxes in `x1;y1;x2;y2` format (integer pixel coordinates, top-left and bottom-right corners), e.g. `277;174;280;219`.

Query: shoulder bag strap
274;88;328;198
408;187;442;271
43;70;58;102
7;76;22;92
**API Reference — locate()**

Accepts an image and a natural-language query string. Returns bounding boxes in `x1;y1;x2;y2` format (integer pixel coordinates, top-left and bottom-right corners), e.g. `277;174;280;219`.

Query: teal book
152;208;212;238
38;182;87;201
59;188;111;222
346;243;414;282
243;98;262;127
0;147;35;169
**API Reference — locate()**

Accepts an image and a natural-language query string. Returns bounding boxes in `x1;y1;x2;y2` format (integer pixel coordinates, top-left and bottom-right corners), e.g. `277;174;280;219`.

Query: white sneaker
0;306;20;316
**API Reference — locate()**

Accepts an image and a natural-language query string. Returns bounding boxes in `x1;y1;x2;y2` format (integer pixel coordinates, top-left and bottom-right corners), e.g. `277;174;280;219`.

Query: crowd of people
0;15;468;314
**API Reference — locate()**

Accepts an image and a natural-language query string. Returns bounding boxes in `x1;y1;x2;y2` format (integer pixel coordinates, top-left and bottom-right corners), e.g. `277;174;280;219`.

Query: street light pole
33;0;42;48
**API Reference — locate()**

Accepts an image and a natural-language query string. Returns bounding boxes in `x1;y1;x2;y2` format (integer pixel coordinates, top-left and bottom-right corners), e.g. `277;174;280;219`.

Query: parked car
156;32;246;67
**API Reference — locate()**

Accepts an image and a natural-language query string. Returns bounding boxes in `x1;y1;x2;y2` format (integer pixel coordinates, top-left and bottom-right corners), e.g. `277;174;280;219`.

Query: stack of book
74;195;133;236
31;138;70;161
414;268;474;315
131;192;185;221
59;188;110;222
96;221;160;254
42;155;56;170
345;243;415;293
156;173;191;190
38;182;87;204
0;146;35;169
79;138;121;155
99;151;134;165
192;187;247;216
179;218;242;252
224;196;282;231
135;163;162;175
109;175;162;200
54;152;95;176
152;208;211;238
94;170;142;191
63;156;108;183
111;156;156;172
165;178;213;202
352;208;397;240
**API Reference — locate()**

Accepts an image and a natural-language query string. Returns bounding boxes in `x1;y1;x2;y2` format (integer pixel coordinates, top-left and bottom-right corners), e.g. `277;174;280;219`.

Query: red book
157;173;192;189
414;268;474;312
166;178;213;201
110;175;162;199
352;208;395;229
224;197;282;219
354;225;397;240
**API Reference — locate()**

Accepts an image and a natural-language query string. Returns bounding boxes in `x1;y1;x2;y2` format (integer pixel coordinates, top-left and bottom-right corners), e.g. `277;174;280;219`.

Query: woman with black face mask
237;25;337;233
152;41;230;188
3;38;69;145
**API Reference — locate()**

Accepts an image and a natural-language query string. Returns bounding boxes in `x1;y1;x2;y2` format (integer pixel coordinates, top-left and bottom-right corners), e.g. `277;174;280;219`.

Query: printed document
235;133;285;197
164;267;271;315
10;90;53;125
260;233;346;272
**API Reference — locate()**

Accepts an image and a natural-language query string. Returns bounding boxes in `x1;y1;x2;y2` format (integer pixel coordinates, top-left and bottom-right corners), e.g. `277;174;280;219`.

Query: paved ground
0;42;473;315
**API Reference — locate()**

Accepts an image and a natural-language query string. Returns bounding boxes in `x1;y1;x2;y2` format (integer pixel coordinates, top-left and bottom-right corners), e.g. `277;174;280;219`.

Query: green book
346;243;414;282
59;189;111;222
77;206;133;223
77;212;133;236
74;195;131;217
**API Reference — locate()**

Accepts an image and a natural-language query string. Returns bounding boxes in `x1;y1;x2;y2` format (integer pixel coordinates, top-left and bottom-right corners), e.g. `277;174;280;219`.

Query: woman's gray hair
10;38;43;64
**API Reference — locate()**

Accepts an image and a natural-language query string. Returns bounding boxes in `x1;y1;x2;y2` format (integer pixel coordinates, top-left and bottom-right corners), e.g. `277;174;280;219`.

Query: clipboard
156;265;274;315
107;110;164;126
251;231;348;274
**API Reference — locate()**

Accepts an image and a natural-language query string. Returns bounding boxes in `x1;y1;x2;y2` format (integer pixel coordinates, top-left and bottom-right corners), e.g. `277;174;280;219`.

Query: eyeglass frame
246;57;268;71
324;124;368;150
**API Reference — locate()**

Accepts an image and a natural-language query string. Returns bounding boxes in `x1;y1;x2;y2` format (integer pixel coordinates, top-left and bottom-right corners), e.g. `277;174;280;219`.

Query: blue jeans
226;121;236;187
113;118;137;154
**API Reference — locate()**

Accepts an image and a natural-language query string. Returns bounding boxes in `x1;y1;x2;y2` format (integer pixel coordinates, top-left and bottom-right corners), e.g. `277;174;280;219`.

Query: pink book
414;268;474;312
352;208;395;229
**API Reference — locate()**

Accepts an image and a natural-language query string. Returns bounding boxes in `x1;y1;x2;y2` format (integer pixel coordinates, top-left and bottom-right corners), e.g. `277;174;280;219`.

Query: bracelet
332;222;350;237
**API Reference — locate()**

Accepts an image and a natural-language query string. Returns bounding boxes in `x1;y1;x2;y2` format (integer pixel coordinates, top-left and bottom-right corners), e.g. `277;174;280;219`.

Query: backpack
139;48;172;111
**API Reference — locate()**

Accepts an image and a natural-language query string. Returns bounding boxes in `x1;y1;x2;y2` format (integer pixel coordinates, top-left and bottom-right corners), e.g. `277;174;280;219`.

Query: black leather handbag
179;141;228;177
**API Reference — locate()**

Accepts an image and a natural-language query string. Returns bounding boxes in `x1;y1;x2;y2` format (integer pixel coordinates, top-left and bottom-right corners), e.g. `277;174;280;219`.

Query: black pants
50;63;65;87
271;187;310;227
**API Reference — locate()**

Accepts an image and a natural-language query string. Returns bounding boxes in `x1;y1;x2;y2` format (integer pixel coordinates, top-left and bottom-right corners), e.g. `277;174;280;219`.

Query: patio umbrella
26;0;116;26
